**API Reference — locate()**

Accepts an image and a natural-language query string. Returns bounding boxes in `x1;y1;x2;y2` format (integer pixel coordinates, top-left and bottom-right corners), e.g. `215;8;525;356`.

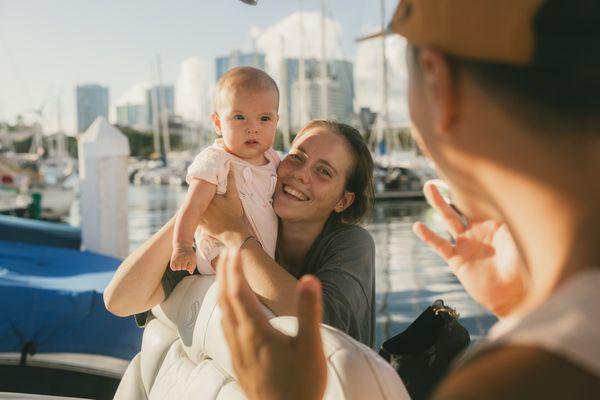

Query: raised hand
217;249;327;400
413;182;528;318
170;244;197;274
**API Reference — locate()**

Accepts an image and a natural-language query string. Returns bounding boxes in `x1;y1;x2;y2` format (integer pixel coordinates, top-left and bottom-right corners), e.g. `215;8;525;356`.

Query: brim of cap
389;0;541;64
355;26;393;42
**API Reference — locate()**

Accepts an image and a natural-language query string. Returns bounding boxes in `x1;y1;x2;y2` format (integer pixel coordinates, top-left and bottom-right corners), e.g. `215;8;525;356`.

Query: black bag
379;299;470;400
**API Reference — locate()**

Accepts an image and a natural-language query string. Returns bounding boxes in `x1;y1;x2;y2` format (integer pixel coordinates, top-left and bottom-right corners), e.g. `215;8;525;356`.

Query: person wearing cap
216;0;600;398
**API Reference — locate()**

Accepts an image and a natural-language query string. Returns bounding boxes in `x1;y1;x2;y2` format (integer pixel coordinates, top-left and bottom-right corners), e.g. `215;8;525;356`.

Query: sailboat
366;0;435;200
35;100;77;220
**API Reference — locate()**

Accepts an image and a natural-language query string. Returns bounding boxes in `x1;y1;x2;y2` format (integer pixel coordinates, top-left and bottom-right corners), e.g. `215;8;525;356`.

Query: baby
170;66;280;274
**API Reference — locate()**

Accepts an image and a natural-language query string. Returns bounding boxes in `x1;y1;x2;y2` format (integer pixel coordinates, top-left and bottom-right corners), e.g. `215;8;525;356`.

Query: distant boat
0;184;31;214
372;150;437;200
37;157;77;220
1;151;77;220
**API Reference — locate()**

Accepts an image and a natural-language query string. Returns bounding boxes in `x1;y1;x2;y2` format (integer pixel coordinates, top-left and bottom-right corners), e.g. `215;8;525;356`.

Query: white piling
78;117;130;259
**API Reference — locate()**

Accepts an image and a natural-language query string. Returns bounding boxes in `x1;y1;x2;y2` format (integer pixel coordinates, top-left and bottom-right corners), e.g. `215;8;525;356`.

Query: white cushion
116;275;409;400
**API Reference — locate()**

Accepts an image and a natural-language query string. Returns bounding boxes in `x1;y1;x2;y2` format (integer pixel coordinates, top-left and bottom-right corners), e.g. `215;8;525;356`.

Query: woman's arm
199;171;299;316
236;239;300;316
103;216;176;317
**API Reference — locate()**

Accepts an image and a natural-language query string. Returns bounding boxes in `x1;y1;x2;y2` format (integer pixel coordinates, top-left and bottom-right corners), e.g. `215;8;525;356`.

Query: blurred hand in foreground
217;249;327;400
413;182;528;318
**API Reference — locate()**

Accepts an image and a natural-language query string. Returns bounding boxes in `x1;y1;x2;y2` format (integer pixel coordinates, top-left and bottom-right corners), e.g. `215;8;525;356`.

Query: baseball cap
360;0;600;68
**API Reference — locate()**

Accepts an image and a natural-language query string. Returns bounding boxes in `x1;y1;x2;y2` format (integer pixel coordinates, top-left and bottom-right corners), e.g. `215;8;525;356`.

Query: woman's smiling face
273;127;355;224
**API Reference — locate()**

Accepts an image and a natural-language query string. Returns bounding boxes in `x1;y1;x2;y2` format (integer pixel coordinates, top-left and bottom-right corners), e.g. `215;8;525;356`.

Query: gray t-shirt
136;223;375;347
300;223;375;347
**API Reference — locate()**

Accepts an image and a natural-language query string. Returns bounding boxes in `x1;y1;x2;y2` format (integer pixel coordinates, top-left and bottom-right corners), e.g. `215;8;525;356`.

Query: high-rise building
116;104;147;130
114;84;174;132
145;85;175;127
215;50;266;80
286;59;354;128
291;79;347;128
76;84;109;133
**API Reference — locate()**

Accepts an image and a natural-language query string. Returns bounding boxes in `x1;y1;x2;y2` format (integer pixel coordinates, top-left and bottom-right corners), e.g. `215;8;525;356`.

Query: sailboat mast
380;0;390;134
280;36;291;151
156;55;171;165
320;0;328;119
56;96;66;158
298;1;309;125
150;61;162;157
379;0;392;166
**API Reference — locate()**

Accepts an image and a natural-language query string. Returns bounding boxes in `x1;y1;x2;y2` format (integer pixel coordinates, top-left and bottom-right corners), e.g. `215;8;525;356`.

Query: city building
212;52;355;131
145;85;175;128
116;103;147;130
286;59;354;128
115;85;174;132
291;78;347;128
215;50;266;80
76;84;109;133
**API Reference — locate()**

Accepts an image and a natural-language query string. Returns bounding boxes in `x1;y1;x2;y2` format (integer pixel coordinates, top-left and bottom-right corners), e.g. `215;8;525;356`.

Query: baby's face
215;88;279;164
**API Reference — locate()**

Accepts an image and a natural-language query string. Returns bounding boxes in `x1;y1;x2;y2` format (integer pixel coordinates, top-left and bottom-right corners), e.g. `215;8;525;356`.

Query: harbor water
70;184;495;347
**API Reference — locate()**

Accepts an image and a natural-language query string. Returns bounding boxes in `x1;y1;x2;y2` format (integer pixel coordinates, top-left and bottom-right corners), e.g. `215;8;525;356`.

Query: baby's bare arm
173;179;218;248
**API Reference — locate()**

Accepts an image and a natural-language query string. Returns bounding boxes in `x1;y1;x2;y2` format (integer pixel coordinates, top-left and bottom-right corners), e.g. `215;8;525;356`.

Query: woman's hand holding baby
199;170;252;248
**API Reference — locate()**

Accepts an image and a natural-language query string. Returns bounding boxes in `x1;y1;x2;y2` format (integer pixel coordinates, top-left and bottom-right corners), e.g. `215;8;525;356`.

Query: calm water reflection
124;185;494;347
370;201;495;347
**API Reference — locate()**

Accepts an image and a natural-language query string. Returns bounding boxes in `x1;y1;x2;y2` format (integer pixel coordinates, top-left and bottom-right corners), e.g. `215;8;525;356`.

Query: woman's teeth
283;185;308;201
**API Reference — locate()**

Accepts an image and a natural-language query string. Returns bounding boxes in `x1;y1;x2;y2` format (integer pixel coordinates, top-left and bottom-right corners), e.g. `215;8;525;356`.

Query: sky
0;0;407;134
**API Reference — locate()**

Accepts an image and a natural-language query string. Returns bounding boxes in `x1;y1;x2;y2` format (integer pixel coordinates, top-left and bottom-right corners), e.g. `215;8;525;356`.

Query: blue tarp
0;240;142;360
0;215;80;249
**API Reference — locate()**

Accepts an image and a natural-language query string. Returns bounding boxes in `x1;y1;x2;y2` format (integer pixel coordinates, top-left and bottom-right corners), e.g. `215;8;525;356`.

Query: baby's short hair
214;66;279;111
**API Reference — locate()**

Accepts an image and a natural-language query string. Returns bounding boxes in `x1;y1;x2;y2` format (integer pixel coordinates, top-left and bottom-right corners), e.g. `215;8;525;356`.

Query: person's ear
418;48;458;137
334;191;355;213
211;112;222;136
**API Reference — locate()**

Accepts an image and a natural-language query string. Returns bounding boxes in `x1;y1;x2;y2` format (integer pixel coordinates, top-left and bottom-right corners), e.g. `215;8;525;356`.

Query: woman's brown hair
295;119;375;225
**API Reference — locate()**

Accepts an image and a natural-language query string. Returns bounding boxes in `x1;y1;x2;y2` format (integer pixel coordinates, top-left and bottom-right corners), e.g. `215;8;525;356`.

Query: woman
216;1;600;399
104;119;377;346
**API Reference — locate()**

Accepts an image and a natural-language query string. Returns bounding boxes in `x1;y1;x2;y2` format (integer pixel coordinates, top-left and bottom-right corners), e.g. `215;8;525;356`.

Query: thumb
225;168;237;196
296;275;323;350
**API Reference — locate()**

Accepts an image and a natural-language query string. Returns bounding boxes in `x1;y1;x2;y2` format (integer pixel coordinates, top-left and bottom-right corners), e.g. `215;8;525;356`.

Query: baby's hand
170;245;197;274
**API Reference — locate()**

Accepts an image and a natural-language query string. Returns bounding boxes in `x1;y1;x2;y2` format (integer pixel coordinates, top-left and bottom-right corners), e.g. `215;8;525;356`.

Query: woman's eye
319;168;332;178
233;114;245;120
288;154;302;162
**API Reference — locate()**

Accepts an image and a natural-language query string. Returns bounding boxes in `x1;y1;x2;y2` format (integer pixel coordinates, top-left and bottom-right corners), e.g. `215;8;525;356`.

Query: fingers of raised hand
296;276;324;351
423;182;465;238
218;249;275;371
218;249;271;332
217;251;237;325
413;221;454;260
217;251;244;369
